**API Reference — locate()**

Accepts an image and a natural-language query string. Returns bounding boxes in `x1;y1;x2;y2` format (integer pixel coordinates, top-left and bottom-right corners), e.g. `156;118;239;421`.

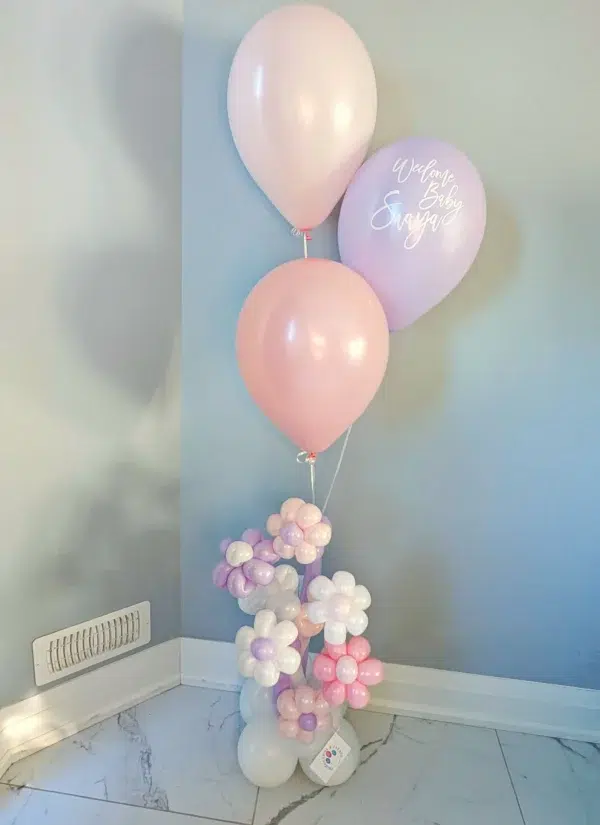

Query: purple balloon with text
338;138;486;331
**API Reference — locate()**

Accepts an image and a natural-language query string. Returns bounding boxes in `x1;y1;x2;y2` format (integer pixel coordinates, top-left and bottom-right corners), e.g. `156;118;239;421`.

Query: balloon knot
296;450;317;465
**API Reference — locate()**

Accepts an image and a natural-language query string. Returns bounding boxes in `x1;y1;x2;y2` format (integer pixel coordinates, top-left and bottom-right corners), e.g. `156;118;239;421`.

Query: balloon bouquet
216;4;486;790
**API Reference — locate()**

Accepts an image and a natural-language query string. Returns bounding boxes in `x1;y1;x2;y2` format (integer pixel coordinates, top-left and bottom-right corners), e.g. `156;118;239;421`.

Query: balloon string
322;425;352;513
298;556;322;678
291;227;311;258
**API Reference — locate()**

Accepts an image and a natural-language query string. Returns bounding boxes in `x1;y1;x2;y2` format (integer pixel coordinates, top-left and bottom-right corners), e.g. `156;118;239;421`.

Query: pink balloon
227;5;377;230
347;636;371;663
323;680;346;707
324;642;347;661
236;259;389;454
358;658;384;686
313;653;336;683
346;680;370;709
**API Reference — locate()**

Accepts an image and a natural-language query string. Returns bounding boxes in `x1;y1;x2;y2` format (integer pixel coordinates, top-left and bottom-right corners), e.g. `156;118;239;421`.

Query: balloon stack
214;499;383;788
219;3;486;790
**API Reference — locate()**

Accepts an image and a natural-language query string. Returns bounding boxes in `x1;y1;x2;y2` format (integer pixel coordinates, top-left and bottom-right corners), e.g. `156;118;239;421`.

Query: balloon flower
266;498;332;564
212;529;278;599
313;637;383;709
277;686;332;744
236;609;301;687
306;571;371;644
238;564;301;621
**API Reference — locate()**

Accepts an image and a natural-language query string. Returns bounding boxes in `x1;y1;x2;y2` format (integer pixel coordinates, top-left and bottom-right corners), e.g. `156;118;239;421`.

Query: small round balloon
338;138;486;331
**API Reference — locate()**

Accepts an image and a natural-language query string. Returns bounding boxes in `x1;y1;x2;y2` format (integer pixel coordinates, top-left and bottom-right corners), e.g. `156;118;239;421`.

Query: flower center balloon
298;713;318;732
250;637;275;661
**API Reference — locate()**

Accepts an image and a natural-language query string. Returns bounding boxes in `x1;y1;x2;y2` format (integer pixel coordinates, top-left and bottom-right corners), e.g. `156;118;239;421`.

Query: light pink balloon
280;498;304;522
295;685;316;715
273;537;295;560
266;514;282;536
295;503;322;530
277;689;300;720
324;642;347;661
314;692;330;716
227;5;377;230
295;542;318;565
279;719;298;739
236;259;389;454
304;522;332;548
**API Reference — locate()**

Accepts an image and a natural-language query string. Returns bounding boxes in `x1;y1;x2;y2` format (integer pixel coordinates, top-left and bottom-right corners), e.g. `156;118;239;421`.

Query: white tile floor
0;686;598;824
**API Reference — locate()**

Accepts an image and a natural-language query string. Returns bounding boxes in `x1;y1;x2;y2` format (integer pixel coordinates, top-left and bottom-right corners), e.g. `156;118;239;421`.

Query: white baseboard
1;636;598;782
0;639;180;777
180;638;242;692
180;638;600;743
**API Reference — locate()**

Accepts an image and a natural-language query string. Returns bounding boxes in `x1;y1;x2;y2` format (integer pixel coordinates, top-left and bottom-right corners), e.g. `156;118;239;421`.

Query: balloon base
237;691;360;790
298;719;360;787
237;719;298;788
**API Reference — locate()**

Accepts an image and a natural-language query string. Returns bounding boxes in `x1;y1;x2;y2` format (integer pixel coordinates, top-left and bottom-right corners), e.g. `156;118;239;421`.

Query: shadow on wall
19;456;180;644
55;15;181;403
1;12;182;707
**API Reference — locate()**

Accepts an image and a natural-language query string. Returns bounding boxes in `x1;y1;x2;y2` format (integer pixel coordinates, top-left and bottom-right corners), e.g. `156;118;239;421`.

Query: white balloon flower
238;564;301;621
236;609;301;687
306;571;371;645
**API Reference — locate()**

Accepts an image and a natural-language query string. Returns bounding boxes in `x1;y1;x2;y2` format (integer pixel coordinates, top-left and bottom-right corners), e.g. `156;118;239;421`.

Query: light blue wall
182;0;600;688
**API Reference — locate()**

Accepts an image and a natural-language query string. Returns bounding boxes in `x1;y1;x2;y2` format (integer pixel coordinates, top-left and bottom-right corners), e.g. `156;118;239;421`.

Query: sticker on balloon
370;157;464;250
309;729;352;784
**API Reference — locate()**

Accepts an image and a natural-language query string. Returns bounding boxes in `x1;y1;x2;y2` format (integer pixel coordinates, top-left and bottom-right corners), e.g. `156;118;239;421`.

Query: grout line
0;782;250;824
496;729;527;825
250;786;259;825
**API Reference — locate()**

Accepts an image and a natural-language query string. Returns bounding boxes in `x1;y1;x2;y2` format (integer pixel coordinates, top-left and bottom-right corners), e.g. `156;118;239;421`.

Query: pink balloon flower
277;685;332;744
266;498;332;565
312;636;383;709
212;528;278;599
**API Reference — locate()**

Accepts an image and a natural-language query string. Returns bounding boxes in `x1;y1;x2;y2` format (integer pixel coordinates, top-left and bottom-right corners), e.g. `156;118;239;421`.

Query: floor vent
32;602;151;686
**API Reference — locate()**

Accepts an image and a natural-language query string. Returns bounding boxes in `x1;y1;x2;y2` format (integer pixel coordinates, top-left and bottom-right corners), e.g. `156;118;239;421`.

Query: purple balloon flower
212;529;278;599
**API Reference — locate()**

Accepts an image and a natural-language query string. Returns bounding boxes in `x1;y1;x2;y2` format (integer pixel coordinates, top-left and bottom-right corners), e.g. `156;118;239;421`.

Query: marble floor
0;686;598;824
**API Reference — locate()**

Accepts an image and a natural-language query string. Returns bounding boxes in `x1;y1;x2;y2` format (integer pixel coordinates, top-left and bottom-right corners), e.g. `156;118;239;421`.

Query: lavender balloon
338;138;486;331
